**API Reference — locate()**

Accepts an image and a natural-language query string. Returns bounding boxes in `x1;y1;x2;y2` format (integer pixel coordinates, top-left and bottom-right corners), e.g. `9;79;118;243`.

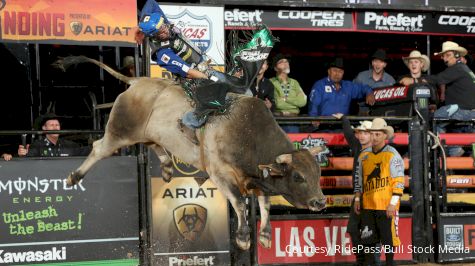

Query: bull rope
199;127;207;172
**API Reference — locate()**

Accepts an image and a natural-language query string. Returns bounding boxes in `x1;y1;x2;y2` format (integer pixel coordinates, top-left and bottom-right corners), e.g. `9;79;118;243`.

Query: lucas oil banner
0;0;136;46
150;4;225;79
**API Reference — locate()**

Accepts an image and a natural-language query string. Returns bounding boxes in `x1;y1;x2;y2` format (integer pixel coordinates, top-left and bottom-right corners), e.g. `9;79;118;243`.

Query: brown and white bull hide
56;56;326;250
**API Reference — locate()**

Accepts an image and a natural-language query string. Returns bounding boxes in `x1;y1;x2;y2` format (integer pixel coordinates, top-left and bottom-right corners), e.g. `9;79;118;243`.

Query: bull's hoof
259;231;272;249
162;169;173;183
66;172;82;187
235;227;251;250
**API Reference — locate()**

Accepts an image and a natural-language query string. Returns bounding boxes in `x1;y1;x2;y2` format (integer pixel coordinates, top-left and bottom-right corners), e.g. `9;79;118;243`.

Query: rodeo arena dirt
2;0;475;265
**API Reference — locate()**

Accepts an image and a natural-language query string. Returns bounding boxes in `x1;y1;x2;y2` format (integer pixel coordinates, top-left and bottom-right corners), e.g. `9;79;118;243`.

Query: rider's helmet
139;12;166;36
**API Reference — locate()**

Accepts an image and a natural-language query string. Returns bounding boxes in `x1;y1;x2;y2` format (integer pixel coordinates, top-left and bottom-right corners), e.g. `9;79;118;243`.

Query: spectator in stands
354;49;396;89
251;59;275;112
398;50;438;112
1;153;12;161
354;118;404;266
431;41;475;156
120;56;136;79
270;54;307;132
308;58;375;129
17;113;88;157
354;49;396;115
333;113;372;265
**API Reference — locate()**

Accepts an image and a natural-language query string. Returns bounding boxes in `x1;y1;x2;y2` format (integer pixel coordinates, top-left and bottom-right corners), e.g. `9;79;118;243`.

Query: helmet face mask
139;12;166;36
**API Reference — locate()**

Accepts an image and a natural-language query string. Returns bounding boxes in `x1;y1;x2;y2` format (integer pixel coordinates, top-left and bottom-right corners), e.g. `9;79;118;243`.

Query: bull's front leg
257;195;272;248
148;144;173;182
209;176;251;250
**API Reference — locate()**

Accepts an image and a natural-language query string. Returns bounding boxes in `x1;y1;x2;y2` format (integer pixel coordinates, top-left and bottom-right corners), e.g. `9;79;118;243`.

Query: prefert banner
257;217;413;264
225;8;353;31
356;11;475;36
151;177;230;266
0;0;136;46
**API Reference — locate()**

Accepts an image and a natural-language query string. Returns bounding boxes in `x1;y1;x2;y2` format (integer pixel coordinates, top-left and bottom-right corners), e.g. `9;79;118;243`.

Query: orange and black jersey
354;145;405;210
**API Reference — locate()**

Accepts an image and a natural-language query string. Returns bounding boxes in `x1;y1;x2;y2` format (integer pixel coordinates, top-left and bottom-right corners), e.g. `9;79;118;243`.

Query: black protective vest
151;33;202;66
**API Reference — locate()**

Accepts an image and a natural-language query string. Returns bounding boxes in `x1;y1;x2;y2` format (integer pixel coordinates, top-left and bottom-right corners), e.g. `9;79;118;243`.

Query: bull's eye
292;172;305;183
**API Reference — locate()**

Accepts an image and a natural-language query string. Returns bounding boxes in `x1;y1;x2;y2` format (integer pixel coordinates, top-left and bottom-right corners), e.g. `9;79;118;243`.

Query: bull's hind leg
67;133;132;186
148;144;173;182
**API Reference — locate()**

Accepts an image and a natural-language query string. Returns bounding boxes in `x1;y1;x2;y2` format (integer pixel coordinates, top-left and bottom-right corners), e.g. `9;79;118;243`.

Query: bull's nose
309;197;326;211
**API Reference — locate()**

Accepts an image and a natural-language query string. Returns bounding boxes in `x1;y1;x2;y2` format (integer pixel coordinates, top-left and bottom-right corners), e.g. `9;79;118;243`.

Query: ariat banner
0;0;136;46
151;177;231;266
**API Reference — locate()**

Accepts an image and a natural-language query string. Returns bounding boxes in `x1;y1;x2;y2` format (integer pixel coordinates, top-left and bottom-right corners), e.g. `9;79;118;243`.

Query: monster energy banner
0;157;139;265
149;151;231;266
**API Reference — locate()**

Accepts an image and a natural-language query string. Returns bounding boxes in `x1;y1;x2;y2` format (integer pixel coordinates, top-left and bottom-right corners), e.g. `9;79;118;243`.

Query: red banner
257;218;413;264
0;0;136;46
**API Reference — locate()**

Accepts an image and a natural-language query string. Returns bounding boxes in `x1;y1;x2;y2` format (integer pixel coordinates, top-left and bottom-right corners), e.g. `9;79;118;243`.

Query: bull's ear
258;164;283;178
308;146;326;156
276;153;292;164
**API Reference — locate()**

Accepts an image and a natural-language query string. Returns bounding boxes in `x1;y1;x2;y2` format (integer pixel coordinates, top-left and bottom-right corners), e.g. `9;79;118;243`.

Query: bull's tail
52;55;134;85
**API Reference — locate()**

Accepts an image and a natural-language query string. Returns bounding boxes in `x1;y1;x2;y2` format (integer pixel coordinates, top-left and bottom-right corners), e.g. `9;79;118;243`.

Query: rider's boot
178;118;199;145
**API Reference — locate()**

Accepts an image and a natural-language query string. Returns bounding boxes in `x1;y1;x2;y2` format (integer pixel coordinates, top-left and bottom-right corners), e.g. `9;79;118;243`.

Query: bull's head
257;146;326;211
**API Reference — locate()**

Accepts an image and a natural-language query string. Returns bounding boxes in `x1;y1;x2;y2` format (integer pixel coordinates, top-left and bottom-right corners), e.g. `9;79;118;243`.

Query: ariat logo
174;204;207;241
70;21;83;35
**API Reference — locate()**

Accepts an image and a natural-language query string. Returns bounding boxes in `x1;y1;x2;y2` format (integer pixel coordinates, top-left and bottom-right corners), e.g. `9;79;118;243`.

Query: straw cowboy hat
351;120;373;131
403;50;430;72
368;118;394;140
434;41;467;57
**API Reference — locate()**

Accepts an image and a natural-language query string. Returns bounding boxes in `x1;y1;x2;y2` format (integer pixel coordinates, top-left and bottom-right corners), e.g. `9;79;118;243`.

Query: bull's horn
276;154;292;164
308;146;325;156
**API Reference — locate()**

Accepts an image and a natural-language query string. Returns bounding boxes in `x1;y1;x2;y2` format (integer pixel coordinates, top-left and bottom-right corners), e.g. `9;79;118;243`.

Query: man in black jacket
18;114;87;157
334;113;372;266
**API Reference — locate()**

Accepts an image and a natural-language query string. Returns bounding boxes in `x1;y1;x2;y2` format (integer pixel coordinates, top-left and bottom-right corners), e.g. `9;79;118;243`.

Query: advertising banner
0;157;139;265
224;8;353;31
0;0;136;46
438;214;475;262
257;217;413;264
151;177;230;266
356;11;475;36
150;4;224;79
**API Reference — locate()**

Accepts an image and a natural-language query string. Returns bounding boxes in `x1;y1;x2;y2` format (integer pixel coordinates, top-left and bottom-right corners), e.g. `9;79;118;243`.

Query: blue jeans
434;104;475;156
280;125;300;133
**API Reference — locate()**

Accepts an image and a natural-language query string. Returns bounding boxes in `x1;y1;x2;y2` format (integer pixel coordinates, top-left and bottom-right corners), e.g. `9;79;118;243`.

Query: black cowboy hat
371;49;388;61
272;53;291;67
35;113;61;129
327;57;344;70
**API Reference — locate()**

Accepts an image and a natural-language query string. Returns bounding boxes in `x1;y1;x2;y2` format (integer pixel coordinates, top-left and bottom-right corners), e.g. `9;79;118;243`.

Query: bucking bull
55;56;326;250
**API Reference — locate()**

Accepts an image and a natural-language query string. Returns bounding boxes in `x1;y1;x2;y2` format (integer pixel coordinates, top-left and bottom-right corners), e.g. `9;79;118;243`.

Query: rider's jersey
150;37;203;77
142;0;203;77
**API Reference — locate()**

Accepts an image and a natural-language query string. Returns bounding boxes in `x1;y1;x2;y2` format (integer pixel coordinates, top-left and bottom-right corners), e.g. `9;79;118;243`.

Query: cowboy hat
402;50;430;72
122;56;135;69
272;53;291;67
371;49;388;61
328;57;345;70
368;118;394;140
351;120;372;131
434;41;467;57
